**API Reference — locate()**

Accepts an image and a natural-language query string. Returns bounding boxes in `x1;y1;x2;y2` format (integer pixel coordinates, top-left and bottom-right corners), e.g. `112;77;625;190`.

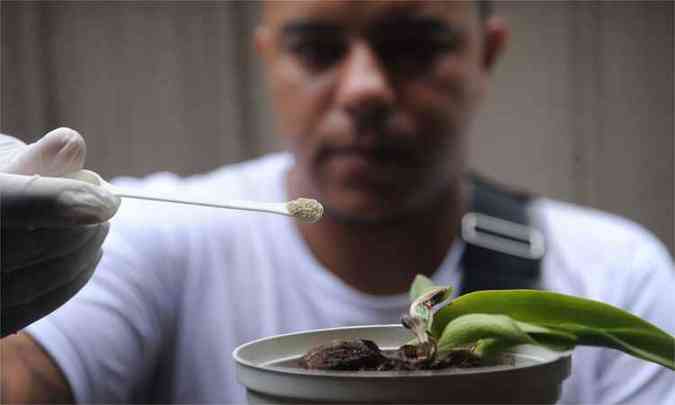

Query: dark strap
459;175;544;294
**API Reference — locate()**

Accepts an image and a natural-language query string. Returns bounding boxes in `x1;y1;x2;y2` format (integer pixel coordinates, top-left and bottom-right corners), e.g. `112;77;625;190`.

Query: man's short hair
478;0;494;21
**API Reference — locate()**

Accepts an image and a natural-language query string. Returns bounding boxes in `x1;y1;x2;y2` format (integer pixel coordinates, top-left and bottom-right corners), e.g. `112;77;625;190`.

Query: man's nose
336;41;395;121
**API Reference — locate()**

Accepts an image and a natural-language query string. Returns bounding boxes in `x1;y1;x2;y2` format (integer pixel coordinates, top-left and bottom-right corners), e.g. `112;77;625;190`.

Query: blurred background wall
1;1;673;254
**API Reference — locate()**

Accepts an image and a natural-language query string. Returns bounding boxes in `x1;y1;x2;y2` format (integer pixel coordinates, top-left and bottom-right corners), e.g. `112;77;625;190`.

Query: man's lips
315;145;423;185
320;148;396;171
319;143;418;166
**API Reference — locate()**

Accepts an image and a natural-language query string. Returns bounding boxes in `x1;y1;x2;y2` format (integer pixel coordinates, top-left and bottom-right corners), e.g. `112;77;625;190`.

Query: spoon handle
65;169;292;217
114;189;290;216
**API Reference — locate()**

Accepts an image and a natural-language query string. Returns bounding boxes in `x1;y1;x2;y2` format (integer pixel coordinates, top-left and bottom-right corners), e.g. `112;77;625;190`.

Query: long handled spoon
64;169;324;223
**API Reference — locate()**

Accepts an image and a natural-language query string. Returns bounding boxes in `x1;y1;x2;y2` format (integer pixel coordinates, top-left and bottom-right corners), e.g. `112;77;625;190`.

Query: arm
20;199;182;403
0;333;73;403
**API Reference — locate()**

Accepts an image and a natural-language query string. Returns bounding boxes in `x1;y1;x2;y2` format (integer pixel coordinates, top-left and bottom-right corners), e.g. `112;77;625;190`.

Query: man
2;1;674;403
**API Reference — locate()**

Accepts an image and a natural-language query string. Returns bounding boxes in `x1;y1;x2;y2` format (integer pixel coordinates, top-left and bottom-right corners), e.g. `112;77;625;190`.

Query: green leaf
473;338;519;359
546;324;674;368
514;321;577;351
437;314;535;357
431;289;675;370
436;315;578;359
409;274;439;301
408;275;452;335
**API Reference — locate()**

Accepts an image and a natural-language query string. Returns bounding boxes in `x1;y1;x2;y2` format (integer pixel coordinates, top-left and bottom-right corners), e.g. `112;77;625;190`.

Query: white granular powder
286;198;324;223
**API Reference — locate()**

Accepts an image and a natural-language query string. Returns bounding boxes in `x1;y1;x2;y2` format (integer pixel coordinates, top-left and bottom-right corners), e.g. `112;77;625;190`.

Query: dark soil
300;339;487;371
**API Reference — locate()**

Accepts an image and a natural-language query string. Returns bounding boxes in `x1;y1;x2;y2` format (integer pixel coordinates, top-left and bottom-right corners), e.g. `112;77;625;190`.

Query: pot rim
233;324;572;379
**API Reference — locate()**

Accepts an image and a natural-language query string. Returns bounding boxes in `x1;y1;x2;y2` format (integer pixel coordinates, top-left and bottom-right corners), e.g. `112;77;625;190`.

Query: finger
0;173;120;227
5;128;86;176
1;249;100;337
2;224;104;273
1;223;109;307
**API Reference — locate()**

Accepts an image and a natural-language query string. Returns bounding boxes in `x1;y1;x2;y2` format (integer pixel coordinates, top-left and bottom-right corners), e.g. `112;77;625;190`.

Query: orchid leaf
430;289;674;370
409;274;442;301
436;315;579;359
436;314;535;357
408;274;452;334
514;321;578;351
472;338;516;358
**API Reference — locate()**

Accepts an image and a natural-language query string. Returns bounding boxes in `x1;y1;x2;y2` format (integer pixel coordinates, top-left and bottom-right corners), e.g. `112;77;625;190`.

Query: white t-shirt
27;153;675;404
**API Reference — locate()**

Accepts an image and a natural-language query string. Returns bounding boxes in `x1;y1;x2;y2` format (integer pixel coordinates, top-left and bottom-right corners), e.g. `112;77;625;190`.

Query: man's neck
290;173;467;295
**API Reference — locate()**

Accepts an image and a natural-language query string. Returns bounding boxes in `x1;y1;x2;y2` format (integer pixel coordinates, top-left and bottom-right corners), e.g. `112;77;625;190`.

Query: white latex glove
1;128;120;337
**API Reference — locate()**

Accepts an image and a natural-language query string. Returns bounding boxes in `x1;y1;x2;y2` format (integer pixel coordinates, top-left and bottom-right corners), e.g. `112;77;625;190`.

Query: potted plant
233;275;674;404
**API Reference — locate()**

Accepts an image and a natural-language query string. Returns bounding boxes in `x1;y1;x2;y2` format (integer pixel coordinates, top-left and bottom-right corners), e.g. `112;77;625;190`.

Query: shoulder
102;152;293;272
531;198;662;254
112;152;292;201
108;152;291;224
83;153;294;323
530;198;673;301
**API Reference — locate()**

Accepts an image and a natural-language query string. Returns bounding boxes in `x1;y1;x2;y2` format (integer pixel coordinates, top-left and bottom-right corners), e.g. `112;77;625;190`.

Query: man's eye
286;39;347;70
376;38;459;73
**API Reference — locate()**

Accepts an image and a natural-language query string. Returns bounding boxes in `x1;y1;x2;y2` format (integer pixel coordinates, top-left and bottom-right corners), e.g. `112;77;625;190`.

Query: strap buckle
461;212;545;260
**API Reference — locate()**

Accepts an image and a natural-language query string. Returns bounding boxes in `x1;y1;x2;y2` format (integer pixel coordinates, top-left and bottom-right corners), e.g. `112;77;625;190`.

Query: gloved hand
1;128;120;337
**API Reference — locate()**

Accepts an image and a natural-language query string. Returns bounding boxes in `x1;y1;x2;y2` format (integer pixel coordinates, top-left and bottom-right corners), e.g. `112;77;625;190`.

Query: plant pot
233;324;572;404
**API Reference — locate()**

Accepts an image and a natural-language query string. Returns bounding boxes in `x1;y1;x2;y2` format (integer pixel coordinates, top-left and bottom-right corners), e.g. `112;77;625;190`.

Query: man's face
258;1;499;223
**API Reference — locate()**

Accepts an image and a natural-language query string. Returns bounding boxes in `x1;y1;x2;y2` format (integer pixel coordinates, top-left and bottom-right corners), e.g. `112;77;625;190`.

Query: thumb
5;127;87;176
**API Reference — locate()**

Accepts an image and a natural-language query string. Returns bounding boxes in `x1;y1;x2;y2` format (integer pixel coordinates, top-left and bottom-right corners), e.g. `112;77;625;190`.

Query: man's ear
482;16;510;72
